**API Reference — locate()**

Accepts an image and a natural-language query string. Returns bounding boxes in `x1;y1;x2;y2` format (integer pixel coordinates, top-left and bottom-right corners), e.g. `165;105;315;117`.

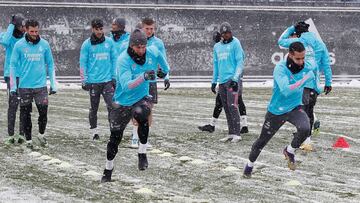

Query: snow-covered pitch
0;87;359;202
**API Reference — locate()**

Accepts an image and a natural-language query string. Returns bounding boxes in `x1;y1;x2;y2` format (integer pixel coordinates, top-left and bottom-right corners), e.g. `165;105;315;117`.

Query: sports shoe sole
283;152;296;171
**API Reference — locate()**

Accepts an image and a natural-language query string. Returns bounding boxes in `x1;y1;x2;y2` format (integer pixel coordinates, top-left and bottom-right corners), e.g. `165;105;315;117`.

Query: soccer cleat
101;168;113;183
283;147;296;170
15;135;26;144
36;135;48;147
198;124;215;133
313;120;320;136
130;138;139;149
243;164;253;178
26;140;34;150
219;135;234;142
146;142;153;149
93;134;100;140
231;135;242;143
4;136;15;145
240;126;249;134
138;153;148;170
300;143;313;152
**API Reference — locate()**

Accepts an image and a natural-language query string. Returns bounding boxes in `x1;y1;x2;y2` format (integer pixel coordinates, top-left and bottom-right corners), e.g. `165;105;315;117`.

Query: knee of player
297;124;310;135
133;106;151;124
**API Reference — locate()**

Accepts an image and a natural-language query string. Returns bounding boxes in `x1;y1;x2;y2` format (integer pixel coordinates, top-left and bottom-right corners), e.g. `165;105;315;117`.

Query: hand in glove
49;87;56;95
324;86;332;95
144;70;156;81
211;83;217;94
82;83;91;91
164;79;170;90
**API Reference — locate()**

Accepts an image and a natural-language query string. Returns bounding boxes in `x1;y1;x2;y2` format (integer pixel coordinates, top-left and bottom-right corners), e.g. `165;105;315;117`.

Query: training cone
332;137;350;148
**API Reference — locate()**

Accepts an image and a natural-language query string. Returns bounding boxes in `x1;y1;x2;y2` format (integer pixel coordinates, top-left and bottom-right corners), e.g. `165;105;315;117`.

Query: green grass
0;87;359;202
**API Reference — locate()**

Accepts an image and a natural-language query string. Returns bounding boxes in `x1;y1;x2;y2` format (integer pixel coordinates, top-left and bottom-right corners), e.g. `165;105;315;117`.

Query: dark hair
91;18;104;28
289;42;305;53
25;19;39;28
141;17;155;26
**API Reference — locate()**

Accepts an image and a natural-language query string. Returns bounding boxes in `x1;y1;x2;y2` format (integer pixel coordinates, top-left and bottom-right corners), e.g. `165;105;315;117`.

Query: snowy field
0;87;360;202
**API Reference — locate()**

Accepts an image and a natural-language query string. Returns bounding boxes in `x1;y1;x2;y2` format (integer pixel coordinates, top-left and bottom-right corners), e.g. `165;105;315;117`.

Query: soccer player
130;17;170;148
9;19;57;149
1;14;26;145
110;17;129;55
80;18;117;140
101;29;169;182
278;21;332;151
198;30;249;134
211;22;245;143
243;42;315;178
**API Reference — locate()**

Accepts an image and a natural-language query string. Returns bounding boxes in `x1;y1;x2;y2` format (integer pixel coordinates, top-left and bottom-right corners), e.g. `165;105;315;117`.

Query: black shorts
19;87;48;106
110;97;152;131
149;82;158;104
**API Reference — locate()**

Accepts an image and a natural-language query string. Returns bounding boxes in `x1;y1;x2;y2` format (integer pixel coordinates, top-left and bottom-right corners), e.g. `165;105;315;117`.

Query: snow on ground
1;79;360;90
0;87;359;202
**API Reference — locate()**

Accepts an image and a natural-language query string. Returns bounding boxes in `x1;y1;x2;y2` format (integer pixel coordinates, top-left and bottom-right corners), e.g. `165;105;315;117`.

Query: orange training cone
332;137;350;148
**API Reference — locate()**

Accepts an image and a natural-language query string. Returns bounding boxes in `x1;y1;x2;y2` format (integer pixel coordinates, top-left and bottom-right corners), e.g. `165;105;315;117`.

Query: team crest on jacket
39;46;43;52
105;43;109;48
147;58;153;65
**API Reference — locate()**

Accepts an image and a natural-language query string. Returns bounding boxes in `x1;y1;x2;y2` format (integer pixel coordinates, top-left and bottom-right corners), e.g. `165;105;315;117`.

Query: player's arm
278;26;301;49
45;43;57;92
79;41;89;83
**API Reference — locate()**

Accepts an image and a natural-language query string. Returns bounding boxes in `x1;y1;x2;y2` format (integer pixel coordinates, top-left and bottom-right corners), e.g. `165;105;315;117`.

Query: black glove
144;70;156;81
82;83;91;91
164;79;170;90
157;69;166;79
229;81;238;92
324;86;332;95
111;79;116;89
49;87;56;95
212;31;221;43
294;21;309;36
10;15;24;27
211;83;217;94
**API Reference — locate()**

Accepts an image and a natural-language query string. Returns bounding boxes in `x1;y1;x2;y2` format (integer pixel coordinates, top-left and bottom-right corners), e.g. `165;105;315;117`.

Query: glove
294;21;309;36
157;69;166;79
164;79;170;90
10;15;16;25
49;87;56;95
212;31;221;43
229;81;238;92
324;86;332;95
10;15;24;27
211;83;217;94
111;79;116;89
144;70;156;81
82;83;91;91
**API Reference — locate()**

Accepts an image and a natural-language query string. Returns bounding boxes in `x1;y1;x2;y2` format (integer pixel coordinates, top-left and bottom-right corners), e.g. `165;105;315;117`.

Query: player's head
219;22;232;41
112;17;126;32
294;21;309;37
141;17;155;38
129;29;147;56
25;19;40;40
288;41;306;71
91;18;104;38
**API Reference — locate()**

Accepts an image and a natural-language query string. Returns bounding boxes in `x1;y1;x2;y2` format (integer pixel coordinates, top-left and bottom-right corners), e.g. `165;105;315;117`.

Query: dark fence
0;2;359;77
